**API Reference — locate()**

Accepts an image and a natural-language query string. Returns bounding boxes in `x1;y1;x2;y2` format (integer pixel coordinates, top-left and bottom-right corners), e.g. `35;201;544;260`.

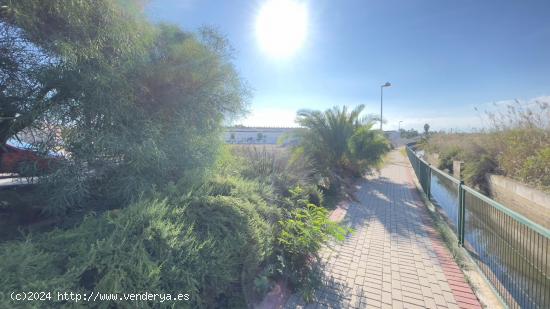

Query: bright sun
255;0;308;58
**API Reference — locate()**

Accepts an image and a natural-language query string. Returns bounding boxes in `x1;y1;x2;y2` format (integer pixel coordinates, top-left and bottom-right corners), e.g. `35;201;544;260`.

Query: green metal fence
406;145;550;309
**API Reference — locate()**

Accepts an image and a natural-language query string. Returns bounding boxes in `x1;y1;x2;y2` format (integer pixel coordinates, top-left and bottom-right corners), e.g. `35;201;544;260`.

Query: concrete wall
225;128;297;145
487;174;550;229
425;153;439;167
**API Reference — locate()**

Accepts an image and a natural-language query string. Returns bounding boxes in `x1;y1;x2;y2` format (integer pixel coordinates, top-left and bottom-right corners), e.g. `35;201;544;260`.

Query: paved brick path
285;150;481;309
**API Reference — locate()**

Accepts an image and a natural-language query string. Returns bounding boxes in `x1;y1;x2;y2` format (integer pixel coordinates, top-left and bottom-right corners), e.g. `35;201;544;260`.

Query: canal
429;170;549;308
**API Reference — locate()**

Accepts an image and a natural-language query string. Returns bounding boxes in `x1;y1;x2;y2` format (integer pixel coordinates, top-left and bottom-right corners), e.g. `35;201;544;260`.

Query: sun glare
255;0;308;58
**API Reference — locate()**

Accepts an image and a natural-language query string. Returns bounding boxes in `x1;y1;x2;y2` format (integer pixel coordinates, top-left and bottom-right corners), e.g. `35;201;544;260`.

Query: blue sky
146;0;550;131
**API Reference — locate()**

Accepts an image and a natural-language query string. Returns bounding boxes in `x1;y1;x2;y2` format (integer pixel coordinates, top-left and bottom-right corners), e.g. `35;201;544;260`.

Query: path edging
404;157;505;309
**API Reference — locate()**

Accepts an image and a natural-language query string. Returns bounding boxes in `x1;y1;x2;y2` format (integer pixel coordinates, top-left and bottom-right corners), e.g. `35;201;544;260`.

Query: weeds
276;196;351;301
420;100;550;191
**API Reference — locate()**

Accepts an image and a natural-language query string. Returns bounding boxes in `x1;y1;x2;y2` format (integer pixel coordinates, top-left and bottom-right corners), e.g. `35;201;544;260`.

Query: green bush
437;146;461;171
185;194;274;307
0;172;348;307
422;101;550;191
1;3;363;308
348;125;390;174
205;176;279;216
520;147;550;188
463;155;497;192
276;202;350;301
496;129;550;189
233;145;317;196
292;105;390;189
209;152;348;303
1;144;352;308
0;180;280;308
3;2;249;214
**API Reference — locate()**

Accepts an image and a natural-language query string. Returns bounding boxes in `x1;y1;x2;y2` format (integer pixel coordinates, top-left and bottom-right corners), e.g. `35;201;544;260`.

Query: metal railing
406;145;550;309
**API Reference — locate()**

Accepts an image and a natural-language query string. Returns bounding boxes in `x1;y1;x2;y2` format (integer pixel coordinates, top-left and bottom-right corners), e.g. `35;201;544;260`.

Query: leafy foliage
232;145;317;198
348;125;391;173
520;147;550;187
1;2;355;307
0;176;281;308
0;154;349;308
0;0;154;144
421;100;550;191
2;1;249;213
214;149;350;301
275;187;351;301
437;146;461;171
292;105;389;187
463;154;497;193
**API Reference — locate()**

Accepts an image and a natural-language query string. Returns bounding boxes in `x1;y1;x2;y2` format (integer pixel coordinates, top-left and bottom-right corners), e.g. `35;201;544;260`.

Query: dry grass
420;100;550;192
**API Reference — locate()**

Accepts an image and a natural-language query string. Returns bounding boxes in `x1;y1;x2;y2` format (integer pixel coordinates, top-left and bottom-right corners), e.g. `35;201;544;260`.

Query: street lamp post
380;82;391;131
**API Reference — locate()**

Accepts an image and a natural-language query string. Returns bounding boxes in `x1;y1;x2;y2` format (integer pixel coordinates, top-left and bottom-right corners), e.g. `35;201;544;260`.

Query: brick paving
285;150;481;309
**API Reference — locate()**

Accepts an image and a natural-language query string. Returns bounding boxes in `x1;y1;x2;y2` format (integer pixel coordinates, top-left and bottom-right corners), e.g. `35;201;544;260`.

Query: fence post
426;164;431;200
458;181;465;246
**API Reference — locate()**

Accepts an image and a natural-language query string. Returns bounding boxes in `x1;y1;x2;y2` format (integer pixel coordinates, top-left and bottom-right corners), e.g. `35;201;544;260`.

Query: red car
0;140;59;175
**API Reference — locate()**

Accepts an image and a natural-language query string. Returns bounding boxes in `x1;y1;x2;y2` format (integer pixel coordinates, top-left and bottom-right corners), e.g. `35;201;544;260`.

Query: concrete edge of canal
401;147;507;309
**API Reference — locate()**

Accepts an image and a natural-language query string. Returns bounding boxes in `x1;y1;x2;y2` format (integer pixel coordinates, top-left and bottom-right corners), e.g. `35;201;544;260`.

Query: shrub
495;128;550;189
520;147;550;188
276;202;350;301
212;150;349;303
438;146;461;171
463;154;497;192
292;105;389;189
348;125;390;174
4;3;249;214
422;100;550;191
232;145;317;196
2;3;363;308
185;194;274;307
0;181;280;308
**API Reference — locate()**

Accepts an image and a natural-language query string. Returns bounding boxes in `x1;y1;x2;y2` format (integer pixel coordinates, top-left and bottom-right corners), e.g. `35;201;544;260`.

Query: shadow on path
284;150;475;308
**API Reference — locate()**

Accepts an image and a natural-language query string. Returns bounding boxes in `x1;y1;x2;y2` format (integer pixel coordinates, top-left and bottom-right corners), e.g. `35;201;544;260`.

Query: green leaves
348;125;390;169
2;2;249;213
293;105;390;187
0;178;281;308
276;188;352;294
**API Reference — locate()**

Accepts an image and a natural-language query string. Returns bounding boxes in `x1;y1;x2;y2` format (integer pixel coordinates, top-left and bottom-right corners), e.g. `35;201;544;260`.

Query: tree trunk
0;120;14;146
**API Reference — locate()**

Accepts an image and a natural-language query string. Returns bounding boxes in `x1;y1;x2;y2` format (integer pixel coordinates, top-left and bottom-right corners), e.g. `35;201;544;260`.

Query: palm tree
296;105;364;167
294;105;388;181
423;123;430;137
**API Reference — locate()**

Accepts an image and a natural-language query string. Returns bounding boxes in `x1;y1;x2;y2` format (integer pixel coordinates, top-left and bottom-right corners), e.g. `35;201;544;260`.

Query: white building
224;127;298;145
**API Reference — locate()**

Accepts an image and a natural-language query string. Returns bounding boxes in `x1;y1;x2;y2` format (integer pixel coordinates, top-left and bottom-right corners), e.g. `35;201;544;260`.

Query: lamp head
382;82;392;87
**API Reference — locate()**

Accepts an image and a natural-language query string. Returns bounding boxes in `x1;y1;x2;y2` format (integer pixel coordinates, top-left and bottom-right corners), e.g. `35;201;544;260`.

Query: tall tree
295;105;366;171
293;105;389;184
1;1;249;212
0;0;152;145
